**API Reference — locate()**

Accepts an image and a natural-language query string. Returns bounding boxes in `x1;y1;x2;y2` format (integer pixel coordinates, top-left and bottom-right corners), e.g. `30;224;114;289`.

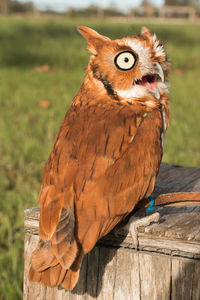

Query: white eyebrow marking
121;39;152;74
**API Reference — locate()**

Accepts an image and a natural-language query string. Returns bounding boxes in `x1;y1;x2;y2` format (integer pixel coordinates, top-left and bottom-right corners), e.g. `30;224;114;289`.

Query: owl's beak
148;63;164;99
148;87;160;100
154;62;164;83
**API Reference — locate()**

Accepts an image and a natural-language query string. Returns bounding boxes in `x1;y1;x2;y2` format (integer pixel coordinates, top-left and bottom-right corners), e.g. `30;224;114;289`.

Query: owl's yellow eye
114;51;137;71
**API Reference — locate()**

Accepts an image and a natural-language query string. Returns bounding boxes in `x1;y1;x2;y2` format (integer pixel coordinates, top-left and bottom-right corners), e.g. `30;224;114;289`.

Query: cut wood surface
152;162;200;196
24;163;200;299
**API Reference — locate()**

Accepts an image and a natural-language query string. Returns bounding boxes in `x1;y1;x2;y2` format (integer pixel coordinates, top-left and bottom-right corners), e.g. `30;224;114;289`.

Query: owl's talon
126;212;160;249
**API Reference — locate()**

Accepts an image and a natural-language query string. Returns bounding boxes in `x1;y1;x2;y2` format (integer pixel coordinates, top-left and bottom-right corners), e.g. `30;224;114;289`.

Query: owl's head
78;26;170;103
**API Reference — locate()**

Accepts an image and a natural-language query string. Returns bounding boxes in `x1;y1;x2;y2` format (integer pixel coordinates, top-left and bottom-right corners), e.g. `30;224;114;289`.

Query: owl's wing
30;101;163;289
32;104;86;273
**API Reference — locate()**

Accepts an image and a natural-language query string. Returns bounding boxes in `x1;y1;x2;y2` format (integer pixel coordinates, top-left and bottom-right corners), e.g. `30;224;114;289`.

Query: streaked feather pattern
29;26;170;290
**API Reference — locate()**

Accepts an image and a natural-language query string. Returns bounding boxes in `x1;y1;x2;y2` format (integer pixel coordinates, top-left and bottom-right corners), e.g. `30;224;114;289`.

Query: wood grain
113;248;140;300
153;163;200;196
139;252;171;300
171;258;195;300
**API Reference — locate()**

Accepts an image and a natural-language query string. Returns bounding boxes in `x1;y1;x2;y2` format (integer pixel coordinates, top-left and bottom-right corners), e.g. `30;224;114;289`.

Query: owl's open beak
135;63;164;100
154;62;164;83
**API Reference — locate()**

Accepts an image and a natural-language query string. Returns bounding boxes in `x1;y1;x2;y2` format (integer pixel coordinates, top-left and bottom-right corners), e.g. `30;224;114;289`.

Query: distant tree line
0;0;200;16
165;0;199;5
0;0;35;14
66;5;125;19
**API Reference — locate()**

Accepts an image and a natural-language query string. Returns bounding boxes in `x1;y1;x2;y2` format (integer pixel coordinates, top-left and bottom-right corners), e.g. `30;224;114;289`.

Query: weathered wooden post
24;163;200;300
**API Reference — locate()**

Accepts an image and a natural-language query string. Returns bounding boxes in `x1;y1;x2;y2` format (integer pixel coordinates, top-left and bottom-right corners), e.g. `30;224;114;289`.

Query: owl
29;26;170;290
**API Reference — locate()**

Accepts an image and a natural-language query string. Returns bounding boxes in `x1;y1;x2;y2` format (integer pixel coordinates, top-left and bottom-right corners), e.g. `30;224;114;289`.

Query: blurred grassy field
0;16;199;299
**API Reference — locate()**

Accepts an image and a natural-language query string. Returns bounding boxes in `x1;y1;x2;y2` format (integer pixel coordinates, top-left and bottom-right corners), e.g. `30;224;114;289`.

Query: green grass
0;16;199;299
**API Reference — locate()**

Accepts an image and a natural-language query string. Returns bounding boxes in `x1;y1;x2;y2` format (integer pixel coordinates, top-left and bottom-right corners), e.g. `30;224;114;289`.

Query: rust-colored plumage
29;26;170;290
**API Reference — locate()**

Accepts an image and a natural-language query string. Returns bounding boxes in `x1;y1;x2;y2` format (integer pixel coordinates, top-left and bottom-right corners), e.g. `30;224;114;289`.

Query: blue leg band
146;196;155;211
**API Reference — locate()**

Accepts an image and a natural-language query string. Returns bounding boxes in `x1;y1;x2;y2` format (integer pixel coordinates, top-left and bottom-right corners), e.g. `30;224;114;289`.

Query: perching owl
29;26;170;290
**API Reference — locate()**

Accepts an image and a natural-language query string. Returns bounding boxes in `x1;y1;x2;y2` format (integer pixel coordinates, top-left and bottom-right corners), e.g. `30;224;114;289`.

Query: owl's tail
29;239;83;291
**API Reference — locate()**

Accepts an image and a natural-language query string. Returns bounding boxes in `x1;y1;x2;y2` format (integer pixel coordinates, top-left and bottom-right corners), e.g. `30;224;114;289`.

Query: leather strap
137;192;200;209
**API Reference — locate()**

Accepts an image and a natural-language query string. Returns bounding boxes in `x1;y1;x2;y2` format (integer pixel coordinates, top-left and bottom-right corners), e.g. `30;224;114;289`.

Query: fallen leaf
174;68;183;75
39;100;51;108
34;64;51;73
43;64;50;72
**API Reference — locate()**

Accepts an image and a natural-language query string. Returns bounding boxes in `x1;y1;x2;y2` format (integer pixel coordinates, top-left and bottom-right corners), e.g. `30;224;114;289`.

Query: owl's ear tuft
141;26;153;37
141;27;165;59
77;26;110;55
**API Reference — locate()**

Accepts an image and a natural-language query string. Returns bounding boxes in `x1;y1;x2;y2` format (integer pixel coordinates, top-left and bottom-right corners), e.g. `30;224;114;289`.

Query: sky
19;0;165;13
